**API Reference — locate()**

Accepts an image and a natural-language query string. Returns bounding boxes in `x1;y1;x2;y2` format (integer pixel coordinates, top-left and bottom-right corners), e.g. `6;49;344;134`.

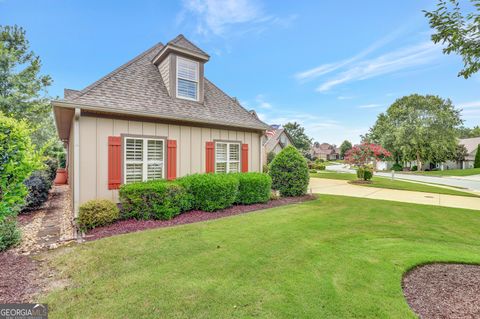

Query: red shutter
108;136;122;190
241;143;249;172
167;140;177;180
206;141;215;173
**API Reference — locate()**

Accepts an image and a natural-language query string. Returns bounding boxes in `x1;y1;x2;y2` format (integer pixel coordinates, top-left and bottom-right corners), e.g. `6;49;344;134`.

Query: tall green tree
283;122;312;154
0;25;56;149
425;0;480;78
339;140;352;159
457;125;480;138
367;94;462;170
475;144;480;168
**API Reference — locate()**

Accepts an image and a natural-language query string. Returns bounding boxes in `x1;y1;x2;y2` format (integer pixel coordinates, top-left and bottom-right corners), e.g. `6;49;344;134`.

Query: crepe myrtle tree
345;143;392;168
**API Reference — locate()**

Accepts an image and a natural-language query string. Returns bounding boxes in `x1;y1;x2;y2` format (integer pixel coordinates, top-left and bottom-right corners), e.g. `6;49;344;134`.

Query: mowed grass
310;171;478;197
44;196;480;318
409;167;480;177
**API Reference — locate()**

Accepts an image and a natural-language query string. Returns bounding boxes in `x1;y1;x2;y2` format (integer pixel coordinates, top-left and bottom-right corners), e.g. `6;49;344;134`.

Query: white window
215;142;240;173
176;57;199;101
124;137;164;183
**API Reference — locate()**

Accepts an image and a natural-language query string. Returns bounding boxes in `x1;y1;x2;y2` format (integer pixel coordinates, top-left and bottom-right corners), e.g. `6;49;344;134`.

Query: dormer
152;35;210;103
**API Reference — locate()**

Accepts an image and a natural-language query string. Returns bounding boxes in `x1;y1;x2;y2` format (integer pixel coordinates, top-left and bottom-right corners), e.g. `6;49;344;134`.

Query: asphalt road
325;164;480;192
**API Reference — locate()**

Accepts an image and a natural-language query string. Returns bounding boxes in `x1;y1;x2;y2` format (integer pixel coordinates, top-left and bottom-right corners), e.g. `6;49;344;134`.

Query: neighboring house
262;125;294;164
52;34;270;215
441;137;480;170
310;143;339;161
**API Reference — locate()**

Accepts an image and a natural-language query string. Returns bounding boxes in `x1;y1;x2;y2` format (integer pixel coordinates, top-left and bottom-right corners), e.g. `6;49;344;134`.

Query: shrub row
79;173;273;230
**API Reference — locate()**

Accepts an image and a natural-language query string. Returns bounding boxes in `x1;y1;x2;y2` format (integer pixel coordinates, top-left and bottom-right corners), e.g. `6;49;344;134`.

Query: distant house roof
264;128;293;153
459;137;480;159
53;36;269;132
311;143;338;155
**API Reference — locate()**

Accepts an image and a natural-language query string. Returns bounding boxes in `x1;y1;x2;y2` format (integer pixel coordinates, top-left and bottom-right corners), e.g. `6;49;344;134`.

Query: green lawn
408;168;480;177
310;171;478;197
44;196;480;318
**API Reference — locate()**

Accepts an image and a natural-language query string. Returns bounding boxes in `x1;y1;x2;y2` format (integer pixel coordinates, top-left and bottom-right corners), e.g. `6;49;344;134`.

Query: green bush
23;170;52;211
119;180;192;220
269;146;309;197
475;144;480;168
44;157;58;181
0;114;39;219
392;163;403;171
0;217;21;252
234;173;271;204
78;199;120;231
267;151;276;164
357;166;373;181
411;165;418;171
179;174;239;211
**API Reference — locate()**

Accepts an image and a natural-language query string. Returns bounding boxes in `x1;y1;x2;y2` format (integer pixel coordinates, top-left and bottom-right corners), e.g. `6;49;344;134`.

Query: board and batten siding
78;116;262;204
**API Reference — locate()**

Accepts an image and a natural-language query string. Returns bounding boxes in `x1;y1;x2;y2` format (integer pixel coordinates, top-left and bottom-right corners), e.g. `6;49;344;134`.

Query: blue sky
2;0;479;144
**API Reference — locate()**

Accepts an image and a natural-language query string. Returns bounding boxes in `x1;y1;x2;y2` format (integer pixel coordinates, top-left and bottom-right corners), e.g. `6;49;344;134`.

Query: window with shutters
176;57;199;101
124;137;165;183
215;142;240;173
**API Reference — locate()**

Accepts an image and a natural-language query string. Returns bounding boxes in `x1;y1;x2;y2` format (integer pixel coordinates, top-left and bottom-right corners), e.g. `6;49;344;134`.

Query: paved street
326;164;480;192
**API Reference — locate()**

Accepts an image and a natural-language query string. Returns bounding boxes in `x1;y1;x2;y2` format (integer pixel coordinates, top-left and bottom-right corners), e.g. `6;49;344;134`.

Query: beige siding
78;116;262;204
68;117;75;209
159;55;170;95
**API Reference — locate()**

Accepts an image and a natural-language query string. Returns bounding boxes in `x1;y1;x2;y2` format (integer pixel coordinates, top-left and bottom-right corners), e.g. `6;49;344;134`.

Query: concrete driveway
309;178;480;211
326;164;480;192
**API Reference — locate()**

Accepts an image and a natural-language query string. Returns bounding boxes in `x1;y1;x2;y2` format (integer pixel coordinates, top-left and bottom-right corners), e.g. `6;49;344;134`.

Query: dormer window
176;57;199;101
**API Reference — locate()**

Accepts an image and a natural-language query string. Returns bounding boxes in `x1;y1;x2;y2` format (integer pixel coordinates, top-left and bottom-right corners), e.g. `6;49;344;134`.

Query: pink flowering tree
345;143;392;167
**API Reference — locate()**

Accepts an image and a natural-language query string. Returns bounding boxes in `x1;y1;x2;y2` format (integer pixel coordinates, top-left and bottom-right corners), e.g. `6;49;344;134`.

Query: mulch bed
403;263;480;319
0;251;41;303
85;195;315;241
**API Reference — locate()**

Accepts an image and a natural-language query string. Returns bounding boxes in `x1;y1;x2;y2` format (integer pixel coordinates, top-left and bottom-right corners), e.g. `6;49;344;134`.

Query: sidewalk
309;178;480;211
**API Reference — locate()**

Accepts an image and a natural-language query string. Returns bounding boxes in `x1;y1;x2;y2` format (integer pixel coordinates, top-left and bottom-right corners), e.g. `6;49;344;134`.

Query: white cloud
337;95;354;100
458;100;480;109
316;42;441;92
357;103;383;109
255;94;273;109
180;0;296;36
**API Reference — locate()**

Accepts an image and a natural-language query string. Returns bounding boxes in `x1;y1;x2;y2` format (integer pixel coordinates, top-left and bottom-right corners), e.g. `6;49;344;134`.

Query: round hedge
78;199;120;231
269;146;309;197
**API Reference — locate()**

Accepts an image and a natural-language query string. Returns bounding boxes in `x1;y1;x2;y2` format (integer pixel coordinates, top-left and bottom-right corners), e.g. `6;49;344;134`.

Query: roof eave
152;44;210;65
52;100;269;132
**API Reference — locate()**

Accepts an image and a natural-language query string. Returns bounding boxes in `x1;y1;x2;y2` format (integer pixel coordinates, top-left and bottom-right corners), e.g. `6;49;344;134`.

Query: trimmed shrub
392;163;403;171
78;199;119;231
119;180;192;220
0;217;21;252
44;157;58;181
411;165;418;171
22;170;52;211
475;144;480;168
234;173;271;204
269;146;309;197
357;166;373;181
179;174;239;212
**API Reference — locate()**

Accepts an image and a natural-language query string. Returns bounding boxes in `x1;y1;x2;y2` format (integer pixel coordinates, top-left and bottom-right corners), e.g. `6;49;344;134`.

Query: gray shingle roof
59;38;268;131
168;34;209;57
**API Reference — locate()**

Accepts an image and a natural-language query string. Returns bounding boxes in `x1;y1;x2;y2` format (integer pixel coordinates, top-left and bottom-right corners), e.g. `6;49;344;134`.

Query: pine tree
474;144;480;168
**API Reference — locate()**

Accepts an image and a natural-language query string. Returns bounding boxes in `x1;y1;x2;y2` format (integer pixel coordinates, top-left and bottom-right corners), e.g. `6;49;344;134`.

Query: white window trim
215;142;241;173
123;137;165;184
176;57;199;101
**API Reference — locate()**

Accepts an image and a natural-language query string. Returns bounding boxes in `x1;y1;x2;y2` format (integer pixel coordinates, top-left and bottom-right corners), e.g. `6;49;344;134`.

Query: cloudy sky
2;0;479;144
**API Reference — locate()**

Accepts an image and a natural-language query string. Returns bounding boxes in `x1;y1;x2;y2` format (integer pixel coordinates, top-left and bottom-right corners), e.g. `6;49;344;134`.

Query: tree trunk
416;152;422;171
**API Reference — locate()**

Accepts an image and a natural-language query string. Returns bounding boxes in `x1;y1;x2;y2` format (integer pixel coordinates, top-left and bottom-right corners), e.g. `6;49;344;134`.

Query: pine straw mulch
403;263;480;319
85;195;315;241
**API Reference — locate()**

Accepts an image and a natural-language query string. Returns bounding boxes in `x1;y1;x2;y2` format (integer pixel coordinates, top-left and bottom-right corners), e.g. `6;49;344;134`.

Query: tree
457;125;480;138
283;122;312;153
425;0;480;78
367;94;462;170
475;144;480;168
0;25;56;149
339;140;352;159
344;143;391;167
452;144;468;163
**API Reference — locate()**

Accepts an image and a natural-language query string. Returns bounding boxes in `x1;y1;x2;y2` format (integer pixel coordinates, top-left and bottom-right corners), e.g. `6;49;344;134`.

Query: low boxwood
119;180;192;220
179;174;239;212
234;172;272;205
357;166;373;181
78;199;120;231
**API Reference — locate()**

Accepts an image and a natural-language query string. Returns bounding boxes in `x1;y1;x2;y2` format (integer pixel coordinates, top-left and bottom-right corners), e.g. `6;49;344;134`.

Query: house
262;125;294;164
441;137;480;170
310;143;340;161
52;35;270;216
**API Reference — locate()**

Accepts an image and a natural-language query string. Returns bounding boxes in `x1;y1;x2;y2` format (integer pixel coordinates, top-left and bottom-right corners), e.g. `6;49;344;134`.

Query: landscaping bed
403;263;480;319
85;195;314;241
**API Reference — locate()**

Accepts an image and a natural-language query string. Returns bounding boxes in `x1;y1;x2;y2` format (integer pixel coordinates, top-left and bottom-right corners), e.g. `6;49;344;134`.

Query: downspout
73;108;81;241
